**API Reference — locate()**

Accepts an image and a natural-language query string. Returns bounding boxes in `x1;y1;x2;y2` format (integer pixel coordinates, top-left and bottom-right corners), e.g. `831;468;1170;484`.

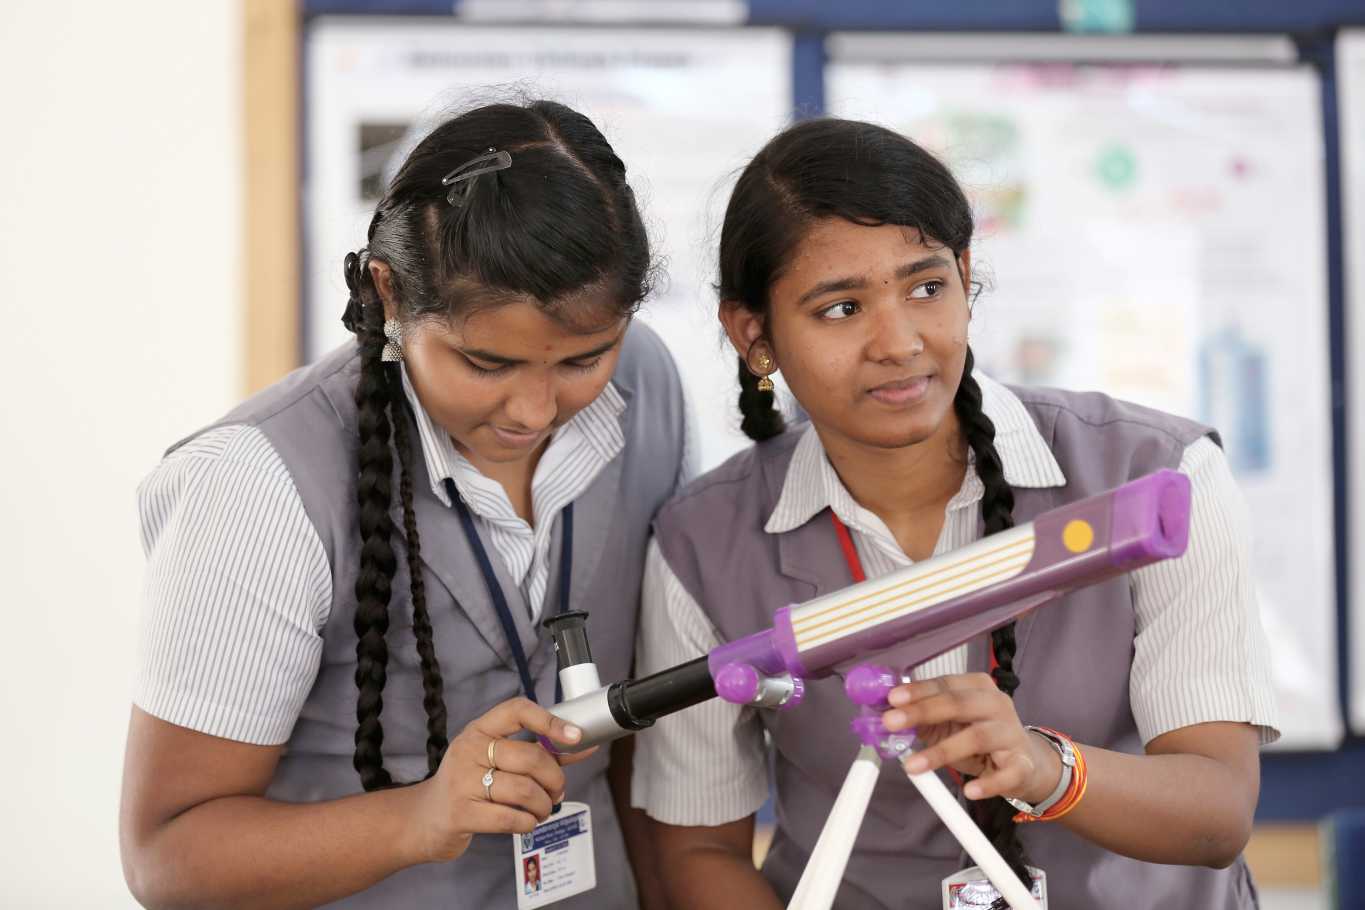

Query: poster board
304;19;792;470
829;58;1340;749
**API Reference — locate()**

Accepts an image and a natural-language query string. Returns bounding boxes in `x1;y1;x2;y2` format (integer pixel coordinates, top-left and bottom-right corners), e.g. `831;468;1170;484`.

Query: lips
867;375;932;406
491;425;546;449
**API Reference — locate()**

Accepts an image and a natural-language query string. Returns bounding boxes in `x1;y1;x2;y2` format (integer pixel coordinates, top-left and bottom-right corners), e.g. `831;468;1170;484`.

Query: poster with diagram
304;19;792;470
829;60;1340;749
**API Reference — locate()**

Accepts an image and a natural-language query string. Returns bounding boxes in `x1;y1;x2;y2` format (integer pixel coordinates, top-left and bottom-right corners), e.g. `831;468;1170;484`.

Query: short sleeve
630;540;770;826
133;425;333;745
1128;436;1280;745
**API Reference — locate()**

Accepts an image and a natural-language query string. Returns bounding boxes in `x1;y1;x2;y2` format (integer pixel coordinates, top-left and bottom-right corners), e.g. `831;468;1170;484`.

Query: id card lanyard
447;478;572;704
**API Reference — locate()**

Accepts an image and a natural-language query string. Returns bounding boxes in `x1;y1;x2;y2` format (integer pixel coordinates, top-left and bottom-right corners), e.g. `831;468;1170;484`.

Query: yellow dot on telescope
1063;520;1094;553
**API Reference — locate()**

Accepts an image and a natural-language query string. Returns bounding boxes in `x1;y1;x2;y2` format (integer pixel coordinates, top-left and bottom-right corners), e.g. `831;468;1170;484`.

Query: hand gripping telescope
544;469;1191;748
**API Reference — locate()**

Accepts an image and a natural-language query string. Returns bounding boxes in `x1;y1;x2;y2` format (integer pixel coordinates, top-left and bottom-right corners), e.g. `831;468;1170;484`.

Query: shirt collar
765;370;1066;535
400;366;627;510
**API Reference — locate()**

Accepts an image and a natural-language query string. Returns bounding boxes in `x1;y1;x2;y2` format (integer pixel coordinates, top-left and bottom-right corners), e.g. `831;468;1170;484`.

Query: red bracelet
1013;727;1088;824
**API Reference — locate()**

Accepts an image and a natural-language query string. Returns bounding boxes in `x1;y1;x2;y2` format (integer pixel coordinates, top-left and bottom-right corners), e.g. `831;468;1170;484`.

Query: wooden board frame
243;0;301;394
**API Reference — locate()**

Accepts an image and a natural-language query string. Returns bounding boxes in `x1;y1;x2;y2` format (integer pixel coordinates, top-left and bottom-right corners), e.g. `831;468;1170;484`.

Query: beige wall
0;0;241;903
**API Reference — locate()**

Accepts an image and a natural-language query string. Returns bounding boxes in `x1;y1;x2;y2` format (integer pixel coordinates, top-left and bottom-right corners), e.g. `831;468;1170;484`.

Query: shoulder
138;424;312;554
613;319;682;399
154;346;363;553
655;426;803;535
166;343;360;457
1011;384;1213;449
145;423;290;491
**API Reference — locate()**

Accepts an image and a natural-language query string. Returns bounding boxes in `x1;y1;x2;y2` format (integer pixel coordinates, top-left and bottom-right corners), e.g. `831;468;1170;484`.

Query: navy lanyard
446;478;572;704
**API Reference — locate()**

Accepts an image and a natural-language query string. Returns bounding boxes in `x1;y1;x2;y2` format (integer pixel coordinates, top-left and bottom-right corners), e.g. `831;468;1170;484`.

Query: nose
865;303;925;363
503;374;557;431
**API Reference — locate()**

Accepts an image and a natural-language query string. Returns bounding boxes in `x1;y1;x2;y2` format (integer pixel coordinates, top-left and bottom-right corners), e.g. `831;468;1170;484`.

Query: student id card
512;801;596;908
943;865;1047;909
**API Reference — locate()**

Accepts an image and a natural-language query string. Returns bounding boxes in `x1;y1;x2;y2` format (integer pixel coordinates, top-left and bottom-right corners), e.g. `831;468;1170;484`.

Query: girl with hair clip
120;100;684;909
632;117;1278;910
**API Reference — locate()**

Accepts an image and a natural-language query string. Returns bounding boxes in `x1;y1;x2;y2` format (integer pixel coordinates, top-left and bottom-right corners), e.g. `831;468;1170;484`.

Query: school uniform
134;321;686;909
633;371;1278;910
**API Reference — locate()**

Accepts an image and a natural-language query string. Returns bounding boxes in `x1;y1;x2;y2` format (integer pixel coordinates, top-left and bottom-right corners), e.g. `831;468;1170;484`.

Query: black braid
350;267;398;792
736;356;785;442
343;250;455;789
386;370;450;776
954;346;1030;904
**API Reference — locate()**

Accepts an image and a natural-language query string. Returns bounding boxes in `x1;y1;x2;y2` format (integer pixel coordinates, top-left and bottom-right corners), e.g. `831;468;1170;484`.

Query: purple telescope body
707;469;1191;703
545;470;1191;748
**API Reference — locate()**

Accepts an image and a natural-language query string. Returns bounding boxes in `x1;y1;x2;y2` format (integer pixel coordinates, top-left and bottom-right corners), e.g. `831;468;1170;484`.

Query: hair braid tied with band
955;346;1030;905
348;256;399;791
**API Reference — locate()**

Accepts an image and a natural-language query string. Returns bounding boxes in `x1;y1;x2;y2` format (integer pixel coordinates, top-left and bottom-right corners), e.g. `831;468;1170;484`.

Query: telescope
542;469;1191;909
544;469;1191;745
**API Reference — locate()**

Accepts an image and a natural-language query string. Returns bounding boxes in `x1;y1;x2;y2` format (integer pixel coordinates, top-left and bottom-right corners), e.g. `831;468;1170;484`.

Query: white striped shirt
631;374;1280;827
133;374;628;745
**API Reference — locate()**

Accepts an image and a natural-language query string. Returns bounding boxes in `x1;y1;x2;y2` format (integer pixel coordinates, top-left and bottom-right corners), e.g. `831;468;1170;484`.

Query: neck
816;413;967;560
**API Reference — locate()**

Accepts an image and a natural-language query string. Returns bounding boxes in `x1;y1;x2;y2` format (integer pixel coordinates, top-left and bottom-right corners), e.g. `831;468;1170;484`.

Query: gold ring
487;738;498;770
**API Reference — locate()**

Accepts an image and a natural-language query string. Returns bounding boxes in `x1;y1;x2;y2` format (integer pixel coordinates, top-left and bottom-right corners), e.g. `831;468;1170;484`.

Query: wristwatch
1004;726;1076;818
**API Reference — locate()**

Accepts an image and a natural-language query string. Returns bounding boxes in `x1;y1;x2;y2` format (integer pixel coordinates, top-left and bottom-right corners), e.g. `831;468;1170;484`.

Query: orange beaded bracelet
1012;726;1088;824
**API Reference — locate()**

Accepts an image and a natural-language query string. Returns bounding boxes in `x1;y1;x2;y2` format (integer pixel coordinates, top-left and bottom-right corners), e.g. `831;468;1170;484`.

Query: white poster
1341;29;1365;736
829;60;1340;749
305;19;792;470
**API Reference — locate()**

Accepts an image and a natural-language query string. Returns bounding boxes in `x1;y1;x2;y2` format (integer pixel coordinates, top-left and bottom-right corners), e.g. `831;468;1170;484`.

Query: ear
718;300;770;363
368;259;399;321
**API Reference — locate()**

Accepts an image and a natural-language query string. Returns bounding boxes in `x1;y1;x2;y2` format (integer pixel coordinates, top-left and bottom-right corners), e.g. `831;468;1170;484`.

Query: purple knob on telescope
845;664;898;707
846;664;916;760
714;663;761;703
714;661;805;709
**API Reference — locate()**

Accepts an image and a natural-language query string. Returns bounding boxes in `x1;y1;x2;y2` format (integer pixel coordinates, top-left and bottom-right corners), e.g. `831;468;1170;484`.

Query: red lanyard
829;512;866;583
828;511;999;672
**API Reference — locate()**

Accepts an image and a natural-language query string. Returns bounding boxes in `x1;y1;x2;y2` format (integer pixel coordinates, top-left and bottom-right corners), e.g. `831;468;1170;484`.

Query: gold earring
750;347;776;392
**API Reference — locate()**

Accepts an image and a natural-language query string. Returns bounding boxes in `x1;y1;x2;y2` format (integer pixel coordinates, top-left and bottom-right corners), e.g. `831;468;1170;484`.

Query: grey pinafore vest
172;322;685;909
652;385;1260;910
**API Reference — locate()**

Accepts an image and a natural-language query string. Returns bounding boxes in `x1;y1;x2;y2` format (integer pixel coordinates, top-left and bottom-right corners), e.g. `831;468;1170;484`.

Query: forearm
1048;745;1255;868
126;783;430;909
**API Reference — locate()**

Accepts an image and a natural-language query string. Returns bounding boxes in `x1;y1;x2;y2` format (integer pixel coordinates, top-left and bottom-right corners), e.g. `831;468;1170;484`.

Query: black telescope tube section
608;656;717;730
542;611;593;673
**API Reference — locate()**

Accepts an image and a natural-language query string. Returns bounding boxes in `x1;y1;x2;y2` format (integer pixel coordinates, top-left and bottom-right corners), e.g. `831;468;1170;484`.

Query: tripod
785;664;1043;910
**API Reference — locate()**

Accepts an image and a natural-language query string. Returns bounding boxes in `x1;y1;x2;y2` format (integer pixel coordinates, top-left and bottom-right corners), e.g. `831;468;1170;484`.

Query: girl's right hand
412;697;596;864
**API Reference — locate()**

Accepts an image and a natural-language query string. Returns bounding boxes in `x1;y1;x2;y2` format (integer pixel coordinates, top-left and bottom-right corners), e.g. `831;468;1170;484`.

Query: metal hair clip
440;148;513;205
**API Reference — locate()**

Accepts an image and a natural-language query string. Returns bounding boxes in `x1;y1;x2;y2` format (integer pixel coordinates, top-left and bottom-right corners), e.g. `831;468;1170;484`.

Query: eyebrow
795;254;956;307
461;332;625;366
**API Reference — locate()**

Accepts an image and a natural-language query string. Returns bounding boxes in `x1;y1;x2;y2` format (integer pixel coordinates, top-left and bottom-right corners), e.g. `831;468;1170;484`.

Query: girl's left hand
881;672;1059;804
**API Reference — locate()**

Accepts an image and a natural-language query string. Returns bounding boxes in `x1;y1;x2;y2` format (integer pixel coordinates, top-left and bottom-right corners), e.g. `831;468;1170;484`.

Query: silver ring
482;768;496;801
487;739;499;771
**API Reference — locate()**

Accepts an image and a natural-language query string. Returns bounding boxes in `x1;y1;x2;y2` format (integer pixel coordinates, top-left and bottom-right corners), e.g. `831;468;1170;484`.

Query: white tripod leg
786;746;882;910
902;761;1041;910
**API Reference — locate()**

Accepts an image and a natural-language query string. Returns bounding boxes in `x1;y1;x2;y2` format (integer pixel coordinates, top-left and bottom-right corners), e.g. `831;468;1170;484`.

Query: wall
0;0;241;904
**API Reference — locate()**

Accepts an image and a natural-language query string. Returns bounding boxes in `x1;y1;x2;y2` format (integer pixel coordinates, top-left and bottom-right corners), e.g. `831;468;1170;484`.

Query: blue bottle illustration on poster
1198;326;1270;474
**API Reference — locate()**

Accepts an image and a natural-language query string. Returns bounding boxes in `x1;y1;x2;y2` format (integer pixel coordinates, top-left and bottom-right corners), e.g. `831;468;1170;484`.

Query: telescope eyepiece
542;610;594;672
